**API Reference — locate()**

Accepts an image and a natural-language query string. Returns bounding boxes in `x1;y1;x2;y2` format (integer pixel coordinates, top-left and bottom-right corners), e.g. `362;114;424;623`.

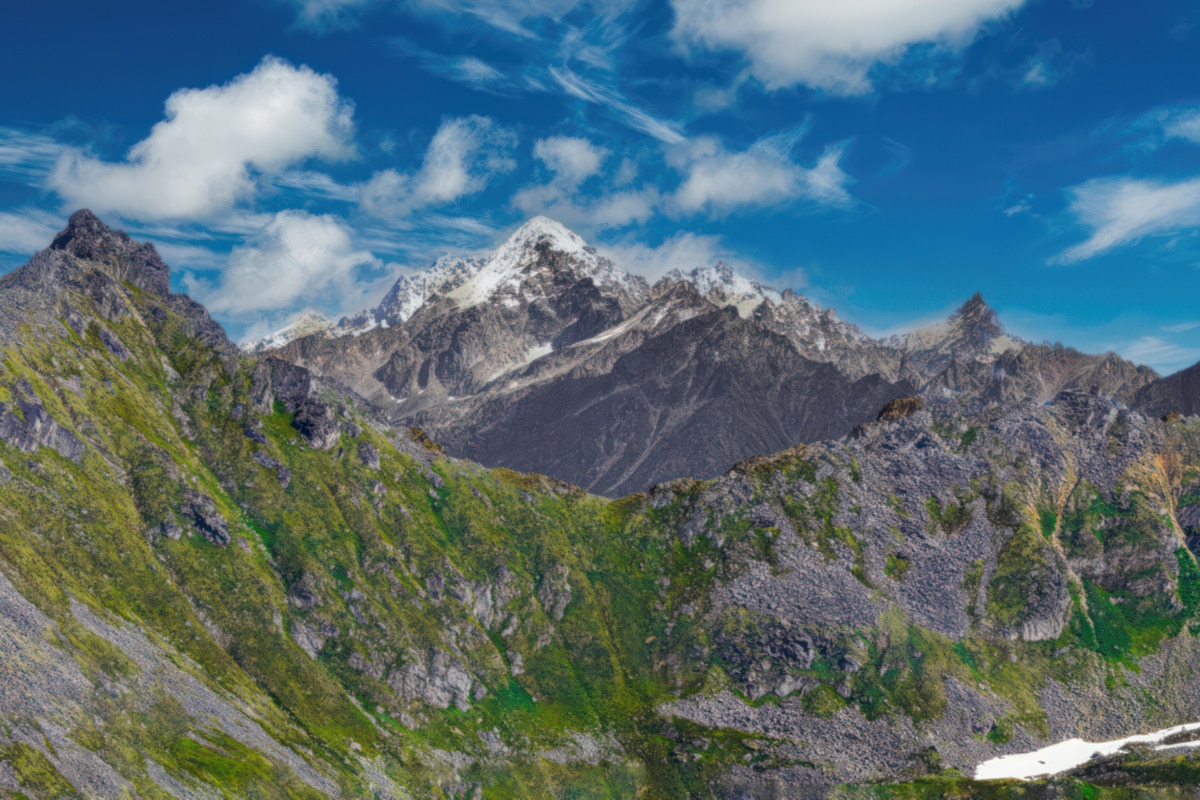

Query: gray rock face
1134;359;1200;418
252;450;292;488
181;489;231;546
357;441;380;469
0;384;84;463
387;649;475;711
648;389;1199;783
250;357;346;450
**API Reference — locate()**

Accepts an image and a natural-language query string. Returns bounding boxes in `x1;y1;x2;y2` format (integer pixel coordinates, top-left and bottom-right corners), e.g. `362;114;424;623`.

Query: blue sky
2;0;1200;371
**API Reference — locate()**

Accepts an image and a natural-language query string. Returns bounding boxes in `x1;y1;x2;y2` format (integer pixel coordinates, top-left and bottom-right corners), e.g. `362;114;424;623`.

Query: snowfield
975;722;1200;781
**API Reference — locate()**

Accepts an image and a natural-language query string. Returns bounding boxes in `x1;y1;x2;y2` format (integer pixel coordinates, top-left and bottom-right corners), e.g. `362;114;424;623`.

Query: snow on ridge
974;722;1200;782
241;310;335;353
448;216;638;310
665;262;784;319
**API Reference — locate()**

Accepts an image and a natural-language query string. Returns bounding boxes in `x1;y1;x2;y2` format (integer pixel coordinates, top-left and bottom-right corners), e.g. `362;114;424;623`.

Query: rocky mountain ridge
263;217;1158;496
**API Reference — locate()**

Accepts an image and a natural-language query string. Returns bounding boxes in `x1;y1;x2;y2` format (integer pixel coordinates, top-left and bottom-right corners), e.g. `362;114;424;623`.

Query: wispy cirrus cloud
0;129;67;183
1055;175;1200;263
1165;109;1200;145
547;67;686;144
386;37;522;94
1119;335;1200;370
1016;39;1090;91
47;56;356;221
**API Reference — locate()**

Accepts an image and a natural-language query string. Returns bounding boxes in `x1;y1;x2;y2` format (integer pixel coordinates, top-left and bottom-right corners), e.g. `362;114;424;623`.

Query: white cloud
0;129;66;182
453;56;505;85
1165;321;1200;334
287;0;375;29
1119;336;1200;370
668;129;853;216
1003;198;1033;216
534;137;607;185
600;231;760;281
512;136;657;229
359;115;516;220
1056;176;1200;263
274;170;362;202
1166;110;1200;145
670;0;1025;94
414;0;636;38
0;209;65;255
184;210;378;315
548;67;686;144
47;56;355;221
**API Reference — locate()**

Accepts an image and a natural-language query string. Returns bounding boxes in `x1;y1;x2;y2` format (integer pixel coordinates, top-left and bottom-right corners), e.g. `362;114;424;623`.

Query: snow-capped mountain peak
241;310;335;354
504;215;592;260
339;254;484;332
663;262;783;318
446;216;644;311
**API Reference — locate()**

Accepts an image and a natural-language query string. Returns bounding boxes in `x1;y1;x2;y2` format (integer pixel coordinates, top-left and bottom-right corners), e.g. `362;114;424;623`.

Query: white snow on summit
241;310;335;354
665;262;783;318
448;216;641;310
342;254;483;330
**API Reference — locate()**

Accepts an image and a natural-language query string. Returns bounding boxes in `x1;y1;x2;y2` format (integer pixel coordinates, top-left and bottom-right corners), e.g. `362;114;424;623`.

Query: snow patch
974;722;1200;781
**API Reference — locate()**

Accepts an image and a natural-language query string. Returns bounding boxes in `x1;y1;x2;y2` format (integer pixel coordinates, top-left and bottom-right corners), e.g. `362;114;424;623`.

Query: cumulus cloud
534;136;607;184
359;115;516;220
670;0;1025;94
47;56;355;221
1056;176;1200;263
668;129;853;216
184;210;378;315
512;136;657;229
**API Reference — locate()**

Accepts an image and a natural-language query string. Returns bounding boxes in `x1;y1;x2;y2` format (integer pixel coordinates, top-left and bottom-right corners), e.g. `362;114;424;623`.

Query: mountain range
255;216;1158;497
3;211;1200;798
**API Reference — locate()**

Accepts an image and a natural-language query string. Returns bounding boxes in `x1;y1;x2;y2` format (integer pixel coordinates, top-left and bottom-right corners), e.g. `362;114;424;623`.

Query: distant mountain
1132;359;1200;419
268;217;1155;496
242;310;337;354
336;253;484;334
273;218;916;495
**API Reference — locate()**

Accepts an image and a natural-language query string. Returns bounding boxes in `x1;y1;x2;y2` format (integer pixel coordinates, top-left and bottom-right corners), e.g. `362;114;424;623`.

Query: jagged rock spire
49;209;172;297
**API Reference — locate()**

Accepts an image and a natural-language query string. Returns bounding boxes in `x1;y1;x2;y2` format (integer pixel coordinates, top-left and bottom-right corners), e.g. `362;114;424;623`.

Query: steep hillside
1135;360;1200;420
3;213;1200;798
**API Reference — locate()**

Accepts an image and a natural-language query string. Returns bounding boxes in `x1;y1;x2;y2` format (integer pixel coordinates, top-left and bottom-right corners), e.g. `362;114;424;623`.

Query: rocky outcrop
1133;359;1200;418
181;489;230;546
252;450;292;488
387;649;475;712
0;384;84;463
